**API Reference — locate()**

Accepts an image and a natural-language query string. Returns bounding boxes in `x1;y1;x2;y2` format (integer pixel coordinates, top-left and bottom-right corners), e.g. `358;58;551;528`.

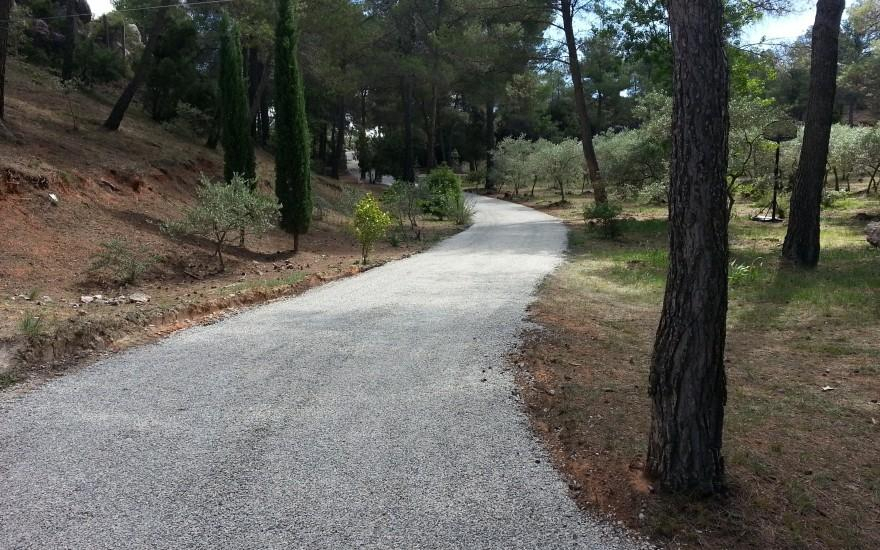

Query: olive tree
827;124;869;191
860;126;880;193
164;175;280;271
495;136;535;196
532;139;583;203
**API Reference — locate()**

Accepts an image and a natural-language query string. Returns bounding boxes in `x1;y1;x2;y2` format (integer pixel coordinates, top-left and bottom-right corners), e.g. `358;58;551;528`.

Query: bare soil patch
0;60;459;388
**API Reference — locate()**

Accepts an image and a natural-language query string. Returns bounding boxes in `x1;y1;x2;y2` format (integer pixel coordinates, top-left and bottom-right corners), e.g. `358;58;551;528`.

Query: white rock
80;295;95;304
48;193;59;206
129;292;150;304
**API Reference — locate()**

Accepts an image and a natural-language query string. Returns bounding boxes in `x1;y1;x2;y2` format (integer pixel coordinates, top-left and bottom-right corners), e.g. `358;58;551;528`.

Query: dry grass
514;186;880;549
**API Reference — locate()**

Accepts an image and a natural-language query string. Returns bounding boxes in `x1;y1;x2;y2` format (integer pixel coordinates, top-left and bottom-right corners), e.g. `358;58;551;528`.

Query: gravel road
0;196;649;549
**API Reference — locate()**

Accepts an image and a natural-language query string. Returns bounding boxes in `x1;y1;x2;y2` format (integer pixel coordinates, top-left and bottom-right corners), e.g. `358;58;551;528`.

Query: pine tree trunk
485;99;496;190
248;52;271;125
561;0;606;205
0;0;11;119
402;77;415;182
319;122;328;166
247;48;260;137
782;0;845;268
104;6;170;131
62;0;77;81
426;84;438;169
646;0;730;496
259;88;270;146
332;95;345;180
205;102;221;149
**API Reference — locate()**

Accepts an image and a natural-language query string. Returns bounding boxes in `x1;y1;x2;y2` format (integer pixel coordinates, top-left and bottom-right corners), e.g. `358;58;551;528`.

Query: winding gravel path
0;196;648;549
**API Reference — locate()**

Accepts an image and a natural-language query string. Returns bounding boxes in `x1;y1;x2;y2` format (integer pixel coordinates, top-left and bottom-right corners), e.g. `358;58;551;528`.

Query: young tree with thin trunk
274;0;311;253
782;0;846;267
559;0;607;204
219;14;256;183
104;5;170;130
646;0;731;495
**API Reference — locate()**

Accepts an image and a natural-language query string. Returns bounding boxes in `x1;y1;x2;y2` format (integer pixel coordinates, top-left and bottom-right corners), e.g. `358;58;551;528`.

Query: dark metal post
771;144;781;221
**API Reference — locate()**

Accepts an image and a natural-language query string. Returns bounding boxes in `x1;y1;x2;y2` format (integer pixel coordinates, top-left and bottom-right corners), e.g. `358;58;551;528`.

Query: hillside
0;59;455;384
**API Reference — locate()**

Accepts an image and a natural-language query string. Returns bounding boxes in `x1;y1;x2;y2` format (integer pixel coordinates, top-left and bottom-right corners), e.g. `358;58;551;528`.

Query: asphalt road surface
0;196;648;549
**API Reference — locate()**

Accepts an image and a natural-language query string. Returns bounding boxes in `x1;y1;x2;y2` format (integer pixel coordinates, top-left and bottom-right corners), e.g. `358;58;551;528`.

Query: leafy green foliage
422;166;463;220
495;136;535;195
728;257;763;287
73;40;129;85
164;175;279;270
88;238;158;285
383;180;427;237
220;14;256;183
532;139;583;203
352;193;392;264
447;193;475;226
143;11;204;122
584;202;624;238
275;0;312;242
828;124;870;190
822;190;850;208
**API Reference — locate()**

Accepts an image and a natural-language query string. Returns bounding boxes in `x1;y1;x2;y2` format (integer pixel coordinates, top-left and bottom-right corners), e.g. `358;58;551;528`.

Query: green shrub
729;258;763;287
383;179;427;238
88;238;158;285
584;202;624;238
422;166;463;220
163;174;280;270
638;179;668;205
447;193;475;225
353;193;392;264
18;311;45;341
161;103;212;140
74;40;130;85
822;190;849;208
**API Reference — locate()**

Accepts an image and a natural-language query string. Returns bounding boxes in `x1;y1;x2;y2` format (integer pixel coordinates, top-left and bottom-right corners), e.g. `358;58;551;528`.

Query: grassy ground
512;186;879;549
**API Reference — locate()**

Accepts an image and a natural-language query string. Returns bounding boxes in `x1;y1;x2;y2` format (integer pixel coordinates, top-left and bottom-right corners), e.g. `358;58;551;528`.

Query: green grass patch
0;372;18;390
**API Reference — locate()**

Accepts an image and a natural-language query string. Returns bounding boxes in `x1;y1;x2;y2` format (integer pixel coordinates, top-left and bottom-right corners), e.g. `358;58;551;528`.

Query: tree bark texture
62;0;77;81
560;0;607;204
402;77;416;182
104;6;170;130
485;99;496;189
0;0;12;119
332;95;345;179
426;85;438;169
646;0;730;496
782;0;845;267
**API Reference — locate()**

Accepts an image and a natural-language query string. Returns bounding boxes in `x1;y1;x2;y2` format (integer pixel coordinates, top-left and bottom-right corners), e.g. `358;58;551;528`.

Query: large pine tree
646;0;730;495
782;0;846;267
219;13;256;183
274;0;311;252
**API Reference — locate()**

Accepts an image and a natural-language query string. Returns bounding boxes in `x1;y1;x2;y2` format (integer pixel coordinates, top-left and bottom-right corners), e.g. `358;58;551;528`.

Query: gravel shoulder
0;196;649;549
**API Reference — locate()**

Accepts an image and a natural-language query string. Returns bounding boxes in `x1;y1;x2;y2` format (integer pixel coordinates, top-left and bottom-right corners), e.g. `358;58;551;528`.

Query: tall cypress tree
275;0;312;252
220;13;256;183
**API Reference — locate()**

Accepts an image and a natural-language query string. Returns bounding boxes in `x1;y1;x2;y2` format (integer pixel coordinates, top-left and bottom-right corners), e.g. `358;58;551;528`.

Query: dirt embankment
0;59;456;388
